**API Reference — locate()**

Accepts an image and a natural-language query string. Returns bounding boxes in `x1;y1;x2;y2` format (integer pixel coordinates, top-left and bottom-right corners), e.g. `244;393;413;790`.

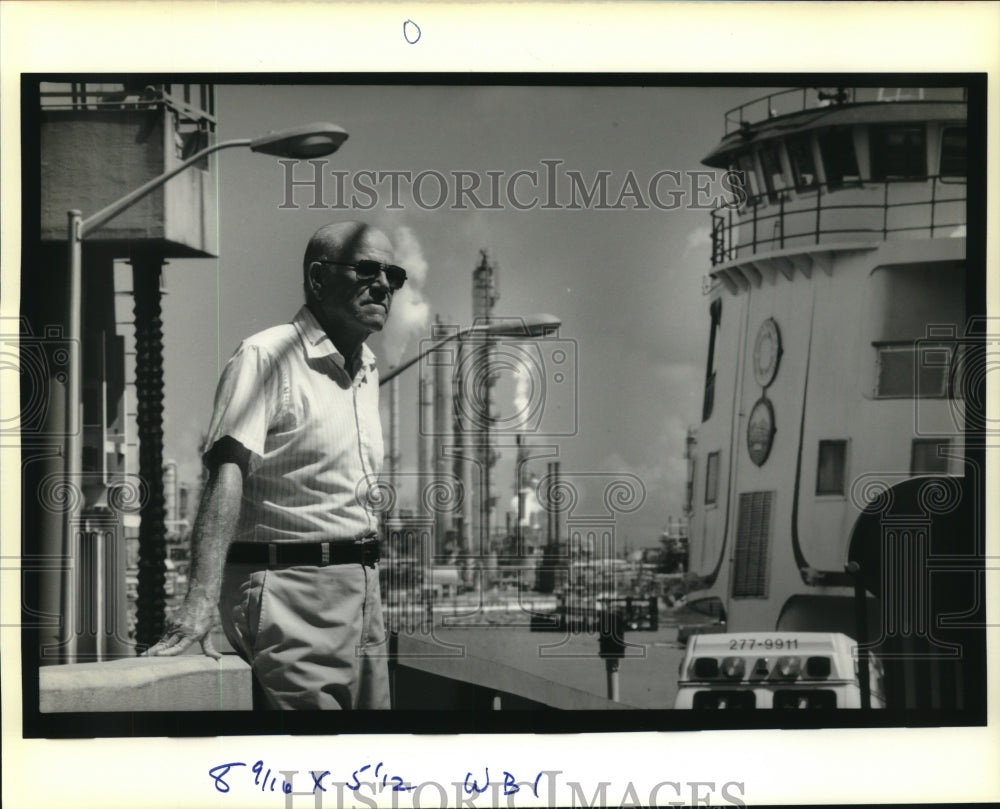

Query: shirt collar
293;305;377;375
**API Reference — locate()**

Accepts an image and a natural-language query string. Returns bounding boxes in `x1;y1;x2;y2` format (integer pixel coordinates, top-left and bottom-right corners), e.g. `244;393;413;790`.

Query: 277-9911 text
728;638;799;650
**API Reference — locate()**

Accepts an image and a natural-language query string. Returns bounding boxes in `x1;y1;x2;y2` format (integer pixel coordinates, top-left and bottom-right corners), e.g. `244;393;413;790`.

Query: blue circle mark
403;19;421;44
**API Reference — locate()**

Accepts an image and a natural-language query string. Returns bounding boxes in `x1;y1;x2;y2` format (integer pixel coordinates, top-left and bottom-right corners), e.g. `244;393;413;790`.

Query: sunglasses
318;259;407;291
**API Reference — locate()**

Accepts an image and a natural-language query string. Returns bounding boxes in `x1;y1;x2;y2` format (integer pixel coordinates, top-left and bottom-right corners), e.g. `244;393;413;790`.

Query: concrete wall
39;655;252;712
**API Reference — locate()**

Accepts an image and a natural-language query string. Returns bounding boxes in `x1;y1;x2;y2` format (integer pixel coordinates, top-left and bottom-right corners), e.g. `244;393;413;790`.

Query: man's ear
307;262;324;299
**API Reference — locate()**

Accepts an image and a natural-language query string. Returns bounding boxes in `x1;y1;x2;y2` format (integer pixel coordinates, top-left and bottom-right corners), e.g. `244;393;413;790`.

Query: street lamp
62;122;348;660
379;313;561;386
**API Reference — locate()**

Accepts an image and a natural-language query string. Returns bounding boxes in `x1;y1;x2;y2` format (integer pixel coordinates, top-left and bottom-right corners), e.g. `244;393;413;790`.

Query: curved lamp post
62;123;348;660
379;312;562;386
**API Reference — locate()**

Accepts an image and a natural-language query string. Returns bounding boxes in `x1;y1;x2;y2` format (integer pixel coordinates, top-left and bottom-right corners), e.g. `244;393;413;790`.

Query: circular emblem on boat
747;396;776;466
753;317;782;388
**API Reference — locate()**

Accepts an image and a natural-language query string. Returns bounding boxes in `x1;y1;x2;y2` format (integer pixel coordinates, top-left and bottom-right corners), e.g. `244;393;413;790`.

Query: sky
159;83;768;549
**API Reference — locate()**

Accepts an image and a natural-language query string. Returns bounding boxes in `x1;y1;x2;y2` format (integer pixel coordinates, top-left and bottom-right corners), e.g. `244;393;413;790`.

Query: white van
674;632;886;709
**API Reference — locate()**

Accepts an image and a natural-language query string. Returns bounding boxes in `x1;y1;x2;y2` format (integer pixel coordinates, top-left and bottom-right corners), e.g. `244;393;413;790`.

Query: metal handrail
710;175;966;266
724;87;968;135
39;84;218;125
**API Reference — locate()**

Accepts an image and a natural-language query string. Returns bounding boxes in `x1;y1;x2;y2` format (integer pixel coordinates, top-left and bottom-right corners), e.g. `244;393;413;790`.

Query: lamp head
482;313;562;338
250;123;348;159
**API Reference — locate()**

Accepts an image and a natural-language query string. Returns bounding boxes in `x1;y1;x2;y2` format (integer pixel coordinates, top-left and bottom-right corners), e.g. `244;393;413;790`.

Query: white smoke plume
509;486;543;528
382;226;431;366
512;360;532;431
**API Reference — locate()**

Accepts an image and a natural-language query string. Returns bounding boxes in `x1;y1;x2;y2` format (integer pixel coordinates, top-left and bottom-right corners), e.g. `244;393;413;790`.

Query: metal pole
389;374;400;482
63;209;83;664
95;529;105;660
606;659;620;702
846;561;872;709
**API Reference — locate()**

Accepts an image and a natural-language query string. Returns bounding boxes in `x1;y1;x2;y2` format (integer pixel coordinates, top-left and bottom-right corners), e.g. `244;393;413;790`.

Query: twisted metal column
132;258;166;652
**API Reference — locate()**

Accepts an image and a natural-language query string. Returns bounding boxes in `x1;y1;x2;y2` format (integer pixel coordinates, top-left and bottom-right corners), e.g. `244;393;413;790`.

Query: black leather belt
226;536;381;569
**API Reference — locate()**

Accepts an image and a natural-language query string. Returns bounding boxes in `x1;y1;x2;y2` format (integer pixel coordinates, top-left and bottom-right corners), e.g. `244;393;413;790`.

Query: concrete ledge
395;634;627;709
40;654;252;712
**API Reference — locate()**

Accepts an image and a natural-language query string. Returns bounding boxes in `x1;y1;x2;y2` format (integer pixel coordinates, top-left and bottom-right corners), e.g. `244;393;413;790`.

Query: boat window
817;126;861;189
786;133;818;191
816;440;848;495
910;438;950;475
940;126;966;180
870;124;927;181
869;264;966;399
733;152;760;205
759;142;787;203
705;451;720;505
874;341;958;398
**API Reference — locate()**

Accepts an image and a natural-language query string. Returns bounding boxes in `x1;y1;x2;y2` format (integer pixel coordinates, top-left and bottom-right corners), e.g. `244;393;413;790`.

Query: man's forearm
185;462;243;601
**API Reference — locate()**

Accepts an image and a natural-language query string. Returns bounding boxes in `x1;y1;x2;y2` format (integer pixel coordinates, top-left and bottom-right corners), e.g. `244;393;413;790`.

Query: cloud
393;225;429;285
683;224;712;257
381;226;432;366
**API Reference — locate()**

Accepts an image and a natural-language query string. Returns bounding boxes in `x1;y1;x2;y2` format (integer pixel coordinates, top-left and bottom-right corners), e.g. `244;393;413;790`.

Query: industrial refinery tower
452;251;500;580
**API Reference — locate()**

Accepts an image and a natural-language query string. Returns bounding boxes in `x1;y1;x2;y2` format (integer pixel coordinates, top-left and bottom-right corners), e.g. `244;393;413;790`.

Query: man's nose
369;268;392;291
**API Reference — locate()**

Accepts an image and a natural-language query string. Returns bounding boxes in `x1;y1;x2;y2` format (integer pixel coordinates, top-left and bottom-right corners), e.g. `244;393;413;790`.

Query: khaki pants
219;561;390;709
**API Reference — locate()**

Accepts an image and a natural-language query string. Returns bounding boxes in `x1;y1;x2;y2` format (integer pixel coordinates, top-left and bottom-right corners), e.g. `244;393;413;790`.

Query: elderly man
145;221;405;710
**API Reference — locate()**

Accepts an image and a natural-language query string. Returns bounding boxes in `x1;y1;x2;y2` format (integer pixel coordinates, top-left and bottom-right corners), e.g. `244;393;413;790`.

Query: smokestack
472;250;498;557
517;487;527;557
515;434;526;492
453;341;473;584
432;318;451;557
417;363;433;520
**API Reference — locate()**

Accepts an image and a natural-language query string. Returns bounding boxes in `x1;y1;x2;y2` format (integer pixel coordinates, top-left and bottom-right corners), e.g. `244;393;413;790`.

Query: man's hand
143;461;244;659
142;588;221;659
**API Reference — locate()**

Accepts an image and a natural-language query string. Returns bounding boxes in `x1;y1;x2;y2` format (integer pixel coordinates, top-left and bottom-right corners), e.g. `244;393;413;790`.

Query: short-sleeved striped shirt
204;305;383;542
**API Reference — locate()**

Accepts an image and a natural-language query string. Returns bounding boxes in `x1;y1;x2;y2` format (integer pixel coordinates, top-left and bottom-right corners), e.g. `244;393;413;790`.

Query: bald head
303;221;394;303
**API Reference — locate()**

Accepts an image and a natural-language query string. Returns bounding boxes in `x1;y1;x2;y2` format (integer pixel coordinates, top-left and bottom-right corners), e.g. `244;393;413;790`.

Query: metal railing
724;87;968;135
710;175;966;266
39;82;217;125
